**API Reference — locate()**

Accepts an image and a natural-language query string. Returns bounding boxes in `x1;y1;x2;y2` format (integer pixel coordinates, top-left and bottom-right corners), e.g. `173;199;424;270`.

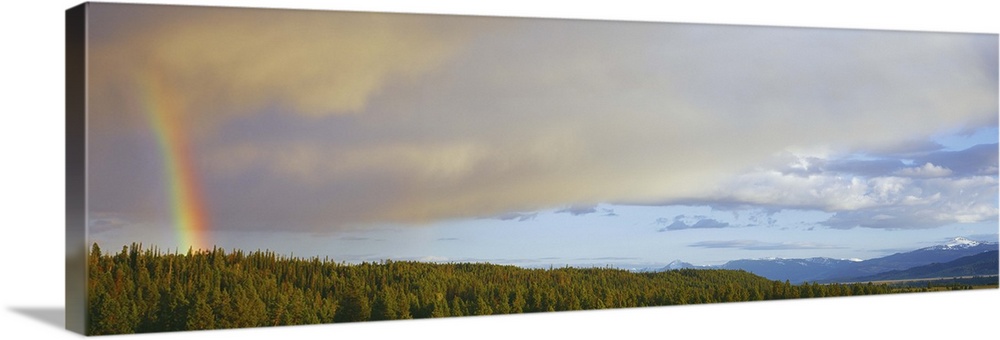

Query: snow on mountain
689;237;996;282
825;237;998;281
942;237;981;249
920;237;995;251
635;236;997;281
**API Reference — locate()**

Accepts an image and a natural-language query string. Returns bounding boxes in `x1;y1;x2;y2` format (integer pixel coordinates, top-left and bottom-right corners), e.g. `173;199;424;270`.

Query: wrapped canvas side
66;2;88;335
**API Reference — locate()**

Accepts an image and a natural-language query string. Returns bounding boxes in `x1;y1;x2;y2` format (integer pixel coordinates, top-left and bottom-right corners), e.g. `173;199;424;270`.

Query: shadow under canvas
9;307;66;330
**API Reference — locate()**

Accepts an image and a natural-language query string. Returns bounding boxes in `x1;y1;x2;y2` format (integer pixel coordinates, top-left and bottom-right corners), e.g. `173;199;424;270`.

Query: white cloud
700;152;997;229
894;163;953;178
704;170;905;211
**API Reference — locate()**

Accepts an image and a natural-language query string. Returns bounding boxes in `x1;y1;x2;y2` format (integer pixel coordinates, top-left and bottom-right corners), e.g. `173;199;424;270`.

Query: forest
87;243;935;335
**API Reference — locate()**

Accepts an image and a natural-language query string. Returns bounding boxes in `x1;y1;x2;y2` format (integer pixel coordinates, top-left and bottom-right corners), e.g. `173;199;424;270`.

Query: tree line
87;243;928;335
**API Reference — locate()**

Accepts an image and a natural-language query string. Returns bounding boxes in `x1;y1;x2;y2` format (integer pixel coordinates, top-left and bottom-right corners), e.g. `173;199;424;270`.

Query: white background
1;1;997;339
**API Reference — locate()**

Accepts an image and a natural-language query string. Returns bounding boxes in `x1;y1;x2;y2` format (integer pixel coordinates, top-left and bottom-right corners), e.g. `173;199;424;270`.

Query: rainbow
140;70;211;252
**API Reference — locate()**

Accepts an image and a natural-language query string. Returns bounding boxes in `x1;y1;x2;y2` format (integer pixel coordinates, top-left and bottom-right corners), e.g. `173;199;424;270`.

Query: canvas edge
66;2;88;335
56;2;1000;337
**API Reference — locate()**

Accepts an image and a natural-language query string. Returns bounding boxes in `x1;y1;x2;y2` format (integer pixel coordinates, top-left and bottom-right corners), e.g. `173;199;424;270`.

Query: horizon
87;234;999;271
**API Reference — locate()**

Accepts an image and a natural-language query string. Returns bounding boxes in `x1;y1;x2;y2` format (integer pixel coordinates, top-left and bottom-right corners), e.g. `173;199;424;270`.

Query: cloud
657;216;733;231
87;213;131;234
690;219;732;229
683;142;998;230
437;237;460;241
86;4;998;234
824;159;906;177
688;240;845;250
725;173;997;229
913;143;998;176
556;205;599;216
494;212;538;222
818;175;998;229
894;163;953;178
773;144;997;179
87;4;482;134
864;139;946;158
744;210;779;228
656;220;687;232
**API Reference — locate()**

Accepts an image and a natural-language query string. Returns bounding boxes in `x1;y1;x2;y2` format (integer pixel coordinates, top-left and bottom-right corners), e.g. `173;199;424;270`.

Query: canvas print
66;2;999;336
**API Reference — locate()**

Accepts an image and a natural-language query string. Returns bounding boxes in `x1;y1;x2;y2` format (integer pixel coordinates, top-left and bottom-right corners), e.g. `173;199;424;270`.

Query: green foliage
86;243;920;335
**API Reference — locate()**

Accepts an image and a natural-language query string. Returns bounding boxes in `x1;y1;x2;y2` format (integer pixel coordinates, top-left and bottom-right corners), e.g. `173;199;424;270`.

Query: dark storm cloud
87;3;998;236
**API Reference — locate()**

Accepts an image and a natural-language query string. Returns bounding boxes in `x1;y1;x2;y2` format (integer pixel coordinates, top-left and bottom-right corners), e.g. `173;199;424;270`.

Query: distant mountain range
644;237;999;283
848;250;998;282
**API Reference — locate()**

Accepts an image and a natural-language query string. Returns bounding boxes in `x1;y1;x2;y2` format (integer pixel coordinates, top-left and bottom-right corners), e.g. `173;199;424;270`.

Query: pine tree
428;293;450;318
185;295;215;330
334;283;371;322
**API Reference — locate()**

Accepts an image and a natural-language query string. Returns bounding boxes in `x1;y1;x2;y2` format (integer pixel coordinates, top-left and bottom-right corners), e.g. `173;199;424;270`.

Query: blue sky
84;3;998;268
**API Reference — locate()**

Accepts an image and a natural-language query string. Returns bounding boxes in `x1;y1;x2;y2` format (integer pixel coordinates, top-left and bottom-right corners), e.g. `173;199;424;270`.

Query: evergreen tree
334;282;371;322
185;295;215;330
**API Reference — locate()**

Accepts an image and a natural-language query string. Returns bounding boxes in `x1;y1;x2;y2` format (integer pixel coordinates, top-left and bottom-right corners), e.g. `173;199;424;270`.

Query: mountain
662;260;698;270
824;237;998;281
651;237;998;283
631;260;703;272
718;257;858;283
847;250;999;282
936;236;984;249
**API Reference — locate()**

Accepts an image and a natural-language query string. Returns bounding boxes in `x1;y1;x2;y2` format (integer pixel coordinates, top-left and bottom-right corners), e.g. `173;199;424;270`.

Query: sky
84;2;999;269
